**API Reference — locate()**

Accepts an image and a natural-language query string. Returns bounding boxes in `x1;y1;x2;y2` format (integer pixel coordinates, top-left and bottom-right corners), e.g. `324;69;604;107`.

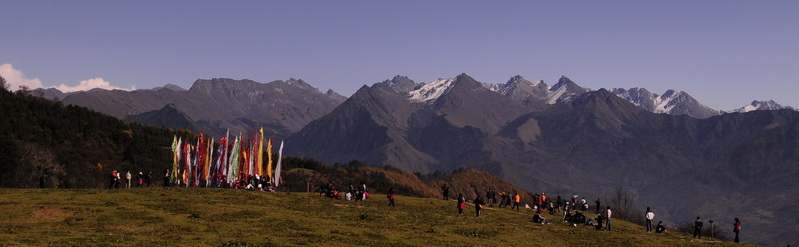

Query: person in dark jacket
596;214;604;230
474;196;484;217
733;218;741;243
145;171;153;187
656;221;666;233
163;169;170;187
693;216;703;238
441;184;450;200
595;199;601;214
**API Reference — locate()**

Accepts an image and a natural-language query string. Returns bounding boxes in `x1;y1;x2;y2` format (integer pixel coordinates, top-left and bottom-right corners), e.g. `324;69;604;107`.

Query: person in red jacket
457;193;465;215
733;218;741;243
109;170;119;189
387;188;396;207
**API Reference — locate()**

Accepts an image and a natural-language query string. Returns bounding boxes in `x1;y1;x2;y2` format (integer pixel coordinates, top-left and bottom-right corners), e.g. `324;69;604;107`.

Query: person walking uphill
474;196;485;217
457;193;465;215
733;218;741;243
693;216;703;238
645;207;655;232
387;188;396;207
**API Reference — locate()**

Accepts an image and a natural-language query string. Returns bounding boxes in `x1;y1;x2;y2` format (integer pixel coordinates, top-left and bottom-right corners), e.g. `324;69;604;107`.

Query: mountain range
28;74;799;245
287;74;798;246
33;75;793;128
40;78;346;139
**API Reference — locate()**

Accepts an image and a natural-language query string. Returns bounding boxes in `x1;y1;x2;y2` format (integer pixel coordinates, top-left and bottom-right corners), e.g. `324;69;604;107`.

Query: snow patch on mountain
546;85;569;104
408;78;455;103
482;82;501;93
653;90;681;113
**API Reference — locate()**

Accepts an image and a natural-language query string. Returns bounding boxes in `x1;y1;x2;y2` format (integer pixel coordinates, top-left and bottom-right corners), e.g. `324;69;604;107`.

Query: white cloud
0;63;135;93
0;63;44;91
54;77;135;93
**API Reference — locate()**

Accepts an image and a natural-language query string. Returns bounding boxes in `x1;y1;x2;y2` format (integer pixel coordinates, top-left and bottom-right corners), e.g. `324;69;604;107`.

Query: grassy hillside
0;188;748;246
279;158;534;202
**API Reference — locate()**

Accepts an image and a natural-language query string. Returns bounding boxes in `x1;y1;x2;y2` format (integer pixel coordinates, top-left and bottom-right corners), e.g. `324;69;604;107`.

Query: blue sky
2;1;797;110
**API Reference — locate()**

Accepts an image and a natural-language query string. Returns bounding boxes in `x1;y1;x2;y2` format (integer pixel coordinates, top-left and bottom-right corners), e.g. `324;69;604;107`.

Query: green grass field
0;188;749;246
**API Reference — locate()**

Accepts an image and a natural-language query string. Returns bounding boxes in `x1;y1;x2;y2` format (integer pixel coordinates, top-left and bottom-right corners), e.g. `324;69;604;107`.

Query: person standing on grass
645;207;655;232
146;171;153;187
512;192;521;210
361;182;368;200
109;170;119;189
136;172;144;188
581;197;587;211
595;198;601;214
163;169;170;187
125;171;132;188
555;195;562;213
733;218;741;243
441;184;450;200
474;196;484;217
693;216;703;238
457;193;466;215
605;206;613;231
387;188;396;207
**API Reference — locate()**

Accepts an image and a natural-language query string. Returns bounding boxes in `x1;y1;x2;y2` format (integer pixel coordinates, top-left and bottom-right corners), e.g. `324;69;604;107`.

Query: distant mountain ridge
42;74;796;133
610;87;722;118
734;100;795;113
57;78;346;138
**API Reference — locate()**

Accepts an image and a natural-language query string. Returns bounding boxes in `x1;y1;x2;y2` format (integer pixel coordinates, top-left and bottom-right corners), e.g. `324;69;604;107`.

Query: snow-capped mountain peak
498;75;545;95
546;76;588;104
654;90;682;113
611;87;655;108
408;78;455;103
734;100;795;113
611;87;720;118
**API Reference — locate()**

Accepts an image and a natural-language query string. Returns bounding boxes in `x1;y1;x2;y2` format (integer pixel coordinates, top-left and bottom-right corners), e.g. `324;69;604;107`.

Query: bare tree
10;142;65;188
17;85;30;95
605;186;643;223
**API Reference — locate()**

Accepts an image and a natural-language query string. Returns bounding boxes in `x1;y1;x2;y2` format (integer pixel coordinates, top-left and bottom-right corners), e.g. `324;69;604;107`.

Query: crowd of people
315;182;745;243
317;181;371;202
109;168;283;192
114;167;744;244
108;170;155;189
432;185;743;243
